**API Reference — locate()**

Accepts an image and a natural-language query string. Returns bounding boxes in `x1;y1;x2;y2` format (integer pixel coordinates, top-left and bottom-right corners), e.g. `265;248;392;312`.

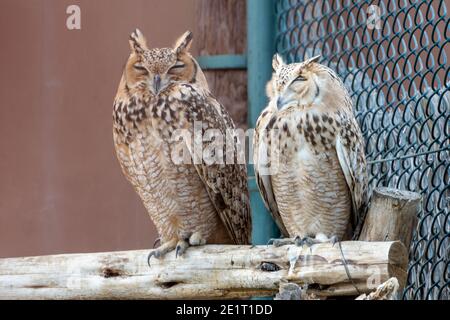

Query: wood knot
157;281;180;289
260;261;281;272
101;267;123;278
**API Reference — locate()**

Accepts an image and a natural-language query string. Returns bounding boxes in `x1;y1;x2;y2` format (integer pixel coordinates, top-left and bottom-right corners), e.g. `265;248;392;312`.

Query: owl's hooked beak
153;75;161;94
276;96;283;109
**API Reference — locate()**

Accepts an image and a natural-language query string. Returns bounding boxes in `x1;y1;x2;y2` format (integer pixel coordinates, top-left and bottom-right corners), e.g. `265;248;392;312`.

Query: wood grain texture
0;242;408;299
204;70;248;129
195;0;246;55
356;277;400;300
195;0;248;129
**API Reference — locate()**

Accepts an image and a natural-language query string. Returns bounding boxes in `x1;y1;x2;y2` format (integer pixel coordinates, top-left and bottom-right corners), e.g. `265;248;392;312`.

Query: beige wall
0;0;199;258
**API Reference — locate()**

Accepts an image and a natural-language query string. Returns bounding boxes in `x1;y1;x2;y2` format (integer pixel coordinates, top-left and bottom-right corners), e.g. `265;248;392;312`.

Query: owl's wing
113;128;139;189
335;115;369;239
253;113;289;237
173;88;251;245
113;99;159;204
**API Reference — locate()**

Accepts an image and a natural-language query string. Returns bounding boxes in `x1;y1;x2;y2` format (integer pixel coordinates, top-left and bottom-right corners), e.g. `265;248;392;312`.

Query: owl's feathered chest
113;84;207;145
262;109;343;162
256;108;354;239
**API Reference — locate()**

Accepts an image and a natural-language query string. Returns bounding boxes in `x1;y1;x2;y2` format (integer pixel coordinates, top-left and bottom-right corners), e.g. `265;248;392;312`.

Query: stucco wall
0;0;199;257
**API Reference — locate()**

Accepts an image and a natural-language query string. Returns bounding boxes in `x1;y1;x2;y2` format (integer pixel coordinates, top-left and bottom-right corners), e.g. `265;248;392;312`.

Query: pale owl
113;29;251;263
253;54;368;246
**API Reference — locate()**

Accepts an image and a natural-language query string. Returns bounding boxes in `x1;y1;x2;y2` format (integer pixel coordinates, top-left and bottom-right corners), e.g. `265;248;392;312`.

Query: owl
253;54;368;246
113;29;251;263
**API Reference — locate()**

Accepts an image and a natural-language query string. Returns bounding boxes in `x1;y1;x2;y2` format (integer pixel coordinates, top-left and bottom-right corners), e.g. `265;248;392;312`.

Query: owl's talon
147;250;158;267
146;238;178;267
268;238;284;247
268;238;296;247
153;237;161;248
295;236;316;248
147;252;152;267
175;239;189;258
330;235;339;247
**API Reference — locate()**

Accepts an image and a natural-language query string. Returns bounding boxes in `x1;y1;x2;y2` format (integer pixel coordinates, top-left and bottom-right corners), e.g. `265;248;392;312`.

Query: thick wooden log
359;187;421;250
0;241;407;299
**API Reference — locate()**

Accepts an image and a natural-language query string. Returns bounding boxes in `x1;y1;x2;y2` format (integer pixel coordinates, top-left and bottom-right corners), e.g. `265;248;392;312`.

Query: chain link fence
275;0;449;299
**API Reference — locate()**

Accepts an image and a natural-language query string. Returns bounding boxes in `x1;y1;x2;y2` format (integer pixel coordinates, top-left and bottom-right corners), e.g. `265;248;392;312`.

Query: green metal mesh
275;0;449;299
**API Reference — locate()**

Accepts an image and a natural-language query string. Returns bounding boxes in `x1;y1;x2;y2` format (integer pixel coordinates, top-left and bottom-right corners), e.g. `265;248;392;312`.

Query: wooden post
195;0;248;129
359;187;421;250
0;241;407;300
247;0;280;244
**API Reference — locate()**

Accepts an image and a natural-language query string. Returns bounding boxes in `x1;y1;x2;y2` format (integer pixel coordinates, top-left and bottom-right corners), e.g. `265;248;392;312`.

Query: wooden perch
0;241;407;300
0;187;416;300
359;187;421;250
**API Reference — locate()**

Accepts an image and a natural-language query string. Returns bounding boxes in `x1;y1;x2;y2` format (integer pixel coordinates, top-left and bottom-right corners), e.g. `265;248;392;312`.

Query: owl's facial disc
275;65;321;110
144;53;195;95
137;48;176;95
274;66;308;109
126;29;197;95
270;54;322;110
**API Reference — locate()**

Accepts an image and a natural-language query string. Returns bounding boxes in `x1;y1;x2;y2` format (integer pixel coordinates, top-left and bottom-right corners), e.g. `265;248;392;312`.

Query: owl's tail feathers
351;203;369;240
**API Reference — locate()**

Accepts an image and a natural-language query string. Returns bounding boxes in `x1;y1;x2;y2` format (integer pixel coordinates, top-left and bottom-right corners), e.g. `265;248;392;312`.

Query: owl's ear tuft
174;31;193;54
129;28;148;54
272;53;285;71
304;55;321;65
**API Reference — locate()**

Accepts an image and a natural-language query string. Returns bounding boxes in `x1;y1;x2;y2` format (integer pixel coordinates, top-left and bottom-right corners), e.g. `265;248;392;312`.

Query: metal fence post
246;0;280;244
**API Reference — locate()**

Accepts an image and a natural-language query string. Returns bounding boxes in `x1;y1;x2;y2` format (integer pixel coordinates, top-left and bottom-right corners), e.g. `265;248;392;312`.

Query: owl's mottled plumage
113;29;251;260
254;54;368;243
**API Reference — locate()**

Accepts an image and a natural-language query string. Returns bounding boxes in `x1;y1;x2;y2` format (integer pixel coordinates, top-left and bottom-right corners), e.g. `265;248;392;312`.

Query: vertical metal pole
247;0;280;245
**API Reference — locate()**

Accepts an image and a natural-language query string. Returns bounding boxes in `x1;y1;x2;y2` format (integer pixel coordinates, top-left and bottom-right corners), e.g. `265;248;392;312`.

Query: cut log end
374;187;422;202
388;241;408;289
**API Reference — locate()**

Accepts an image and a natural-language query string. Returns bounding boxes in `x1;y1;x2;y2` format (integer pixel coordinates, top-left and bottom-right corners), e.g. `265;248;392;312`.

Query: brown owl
253;54;369;246
113;29;251;264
